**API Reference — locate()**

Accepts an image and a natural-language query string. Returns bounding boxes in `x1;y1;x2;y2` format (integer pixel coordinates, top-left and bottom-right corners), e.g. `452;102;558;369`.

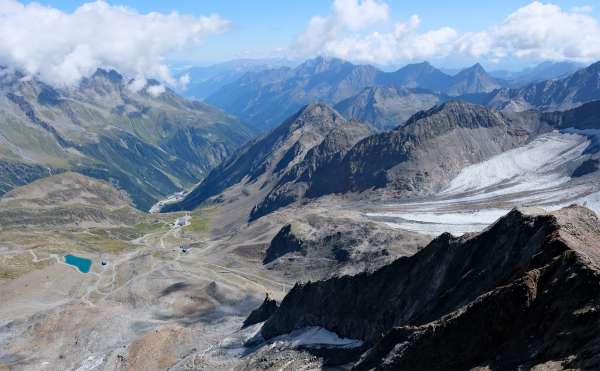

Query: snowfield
367;130;600;236
441;131;589;200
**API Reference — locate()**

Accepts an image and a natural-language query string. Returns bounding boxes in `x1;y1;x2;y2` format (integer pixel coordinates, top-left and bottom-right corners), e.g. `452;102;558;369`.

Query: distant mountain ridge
334;86;443;130
205;57;505;131
483;61;600;112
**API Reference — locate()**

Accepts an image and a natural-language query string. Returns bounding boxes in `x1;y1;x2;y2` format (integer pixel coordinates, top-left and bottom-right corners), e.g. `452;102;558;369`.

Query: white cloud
178;73;191;89
297;1;600;64
147;84;166;97
332;0;390;31
296;0;390;55
0;0;230;86
127;77;147;93
457;2;600;61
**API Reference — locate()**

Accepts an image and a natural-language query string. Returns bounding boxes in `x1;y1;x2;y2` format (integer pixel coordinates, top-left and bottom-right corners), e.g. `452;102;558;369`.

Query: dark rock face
249;118;372;220
259;205;600;369
261;216;424;281
573;159;600;177
263;224;303;264
242;294;279;328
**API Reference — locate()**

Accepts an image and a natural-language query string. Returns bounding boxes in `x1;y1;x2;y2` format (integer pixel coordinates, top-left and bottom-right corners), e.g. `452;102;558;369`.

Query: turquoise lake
64;255;92;273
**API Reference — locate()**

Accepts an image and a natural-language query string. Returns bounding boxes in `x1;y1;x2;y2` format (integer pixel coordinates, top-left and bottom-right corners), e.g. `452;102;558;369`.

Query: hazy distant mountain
205;57;507;132
206;56;385;131
161;103;371;214
486;61;600;112
446;63;503;95
491;61;584;87
177;58;296;99
0;67;253;210
334;86;443;130
386;61;453;92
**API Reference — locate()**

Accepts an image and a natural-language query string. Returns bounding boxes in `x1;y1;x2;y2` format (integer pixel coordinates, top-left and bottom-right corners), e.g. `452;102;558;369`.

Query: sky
3;0;600;86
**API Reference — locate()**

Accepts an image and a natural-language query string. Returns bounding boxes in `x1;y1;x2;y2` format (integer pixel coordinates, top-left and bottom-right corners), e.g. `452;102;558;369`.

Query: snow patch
75;355;104;371
270;327;363;349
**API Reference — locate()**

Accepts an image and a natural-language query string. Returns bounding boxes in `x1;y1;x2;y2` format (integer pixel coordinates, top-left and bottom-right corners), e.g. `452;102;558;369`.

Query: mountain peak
297;102;337;116
284;102;346;133
297;56;350;73
458;63;488;76
91;68;123;84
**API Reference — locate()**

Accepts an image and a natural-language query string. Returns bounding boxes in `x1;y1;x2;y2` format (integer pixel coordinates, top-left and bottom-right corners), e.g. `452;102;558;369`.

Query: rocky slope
257;205;600;370
334;86;442;130
306;101;536;198
162;103;371;215
0;67;253;210
262;216;426;281
166;101;549;220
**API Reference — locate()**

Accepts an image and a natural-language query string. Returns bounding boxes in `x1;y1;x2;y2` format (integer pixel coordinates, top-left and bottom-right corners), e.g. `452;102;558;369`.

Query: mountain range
3;53;600;371
0;67;253;210
204;57;505;131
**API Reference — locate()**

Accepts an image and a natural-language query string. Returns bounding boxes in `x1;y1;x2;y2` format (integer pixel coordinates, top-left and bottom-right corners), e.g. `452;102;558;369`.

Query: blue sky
5;0;599;84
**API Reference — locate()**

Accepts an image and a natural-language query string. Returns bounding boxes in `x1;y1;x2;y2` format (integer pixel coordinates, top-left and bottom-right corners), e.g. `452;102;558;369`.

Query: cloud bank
0;0;230;86
296;1;600;64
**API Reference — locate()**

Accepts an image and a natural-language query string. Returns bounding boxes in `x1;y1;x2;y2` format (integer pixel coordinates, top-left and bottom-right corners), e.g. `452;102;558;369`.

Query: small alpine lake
64;254;92;273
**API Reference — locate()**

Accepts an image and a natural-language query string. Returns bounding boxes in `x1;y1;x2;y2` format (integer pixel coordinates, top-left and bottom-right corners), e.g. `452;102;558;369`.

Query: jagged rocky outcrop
262;216;425;281
263;224;303;264
162;103;371;214
242;294;279;328
259;205;600;370
0;68;252;210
